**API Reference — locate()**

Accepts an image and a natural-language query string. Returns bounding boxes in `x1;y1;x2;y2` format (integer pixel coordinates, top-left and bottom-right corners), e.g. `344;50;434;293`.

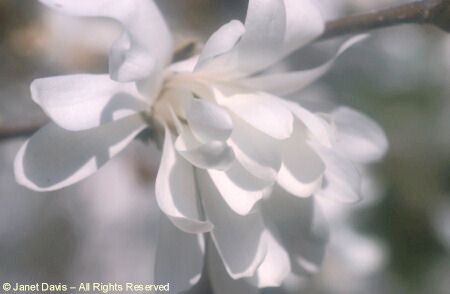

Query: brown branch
1;0;450;142
319;0;450;41
0;122;46;141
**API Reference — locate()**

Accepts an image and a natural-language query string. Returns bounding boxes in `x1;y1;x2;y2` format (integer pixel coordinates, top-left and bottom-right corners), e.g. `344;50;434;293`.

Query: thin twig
319;0;450;41
0;122;46;141
1;0;449;141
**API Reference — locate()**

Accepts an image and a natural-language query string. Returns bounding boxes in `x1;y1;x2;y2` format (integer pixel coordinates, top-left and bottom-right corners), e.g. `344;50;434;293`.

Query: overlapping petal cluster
14;0;388;292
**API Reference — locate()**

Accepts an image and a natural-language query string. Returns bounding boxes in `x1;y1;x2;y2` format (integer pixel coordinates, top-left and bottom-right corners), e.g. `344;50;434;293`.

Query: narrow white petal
174;125;235;171
197;170;268;278
332;106;388;163
169;55;199;73
167;104;234;171
207;161;272;216
278;122;325;198
198;0;325;77
251;229;291;288
154;215;205;293
155;125;213;234
314;144;362;203
284;100;333;147
196;20;246;70
40;0;173;82
208;241;260;294
229;116;282;181
187;98;233;142
176;139;235;171
14;114;146;191
199;0;285;77
182;274;212;294
262;185;329;275
222;92;293;140
242;35;368;96
31;74;147;131
282;0;325;54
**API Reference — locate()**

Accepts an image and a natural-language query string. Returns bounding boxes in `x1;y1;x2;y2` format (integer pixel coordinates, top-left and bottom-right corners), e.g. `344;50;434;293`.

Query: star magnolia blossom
14;0;388;293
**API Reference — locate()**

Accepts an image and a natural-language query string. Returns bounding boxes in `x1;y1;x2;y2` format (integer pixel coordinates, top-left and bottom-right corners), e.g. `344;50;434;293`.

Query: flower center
150;70;201;130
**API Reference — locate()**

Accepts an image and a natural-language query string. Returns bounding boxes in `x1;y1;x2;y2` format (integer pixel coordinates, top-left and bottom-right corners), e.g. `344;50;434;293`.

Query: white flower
14;0;388;292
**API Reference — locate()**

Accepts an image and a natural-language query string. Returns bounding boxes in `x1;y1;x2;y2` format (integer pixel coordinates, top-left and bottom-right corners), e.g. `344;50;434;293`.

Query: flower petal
198;0;324;78
182;274;213;294
197;170;268;278
31;74;147;131
175;138;235;171
155;125;213;234
332;106;388;163
174;127;234;173
167;106;235;171
229;115;282;182
187;98;233;142
262;185;329;275
282;0;324;54
198;0;286;77
222;92;294;140
196;20;246;70
40;0;173;82
154;215;205;293
15;114;146;191
242;35;368;96
169;55;199;73
314;144;362;203
207;241;260;294
250;229;291;288
284;100;333;147
278;122;325;197
207;161;272;216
